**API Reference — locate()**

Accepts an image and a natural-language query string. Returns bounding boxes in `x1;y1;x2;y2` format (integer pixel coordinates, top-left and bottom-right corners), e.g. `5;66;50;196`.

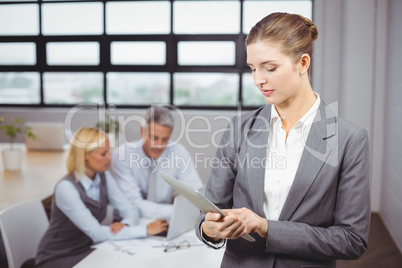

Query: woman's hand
231;207;268;238
201;208;268;242
202;209;248;242
110;222;127;234
147;219;169;236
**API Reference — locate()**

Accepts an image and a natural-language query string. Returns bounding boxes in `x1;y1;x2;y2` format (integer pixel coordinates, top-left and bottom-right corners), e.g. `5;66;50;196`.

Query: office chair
0;198;49;268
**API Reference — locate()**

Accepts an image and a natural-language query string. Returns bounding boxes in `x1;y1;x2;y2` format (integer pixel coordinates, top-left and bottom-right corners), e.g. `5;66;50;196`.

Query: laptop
25;122;67;151
153;193;200;241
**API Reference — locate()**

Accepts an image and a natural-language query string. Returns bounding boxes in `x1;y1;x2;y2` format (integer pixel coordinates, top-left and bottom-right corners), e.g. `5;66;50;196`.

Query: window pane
178;41;235;66
174;1;240;34
111;42;166;65
107;72;169;105
242;73;266;106
0;72;40;104
106;1;170;34
0;43;36;65
43;73;103;104
174;73;238;106
243;1;312;33
0;4;39;35
42;3;103;35
46;42;99;65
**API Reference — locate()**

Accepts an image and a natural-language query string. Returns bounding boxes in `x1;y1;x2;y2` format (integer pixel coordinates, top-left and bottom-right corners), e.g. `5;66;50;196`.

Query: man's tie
147;159;157;201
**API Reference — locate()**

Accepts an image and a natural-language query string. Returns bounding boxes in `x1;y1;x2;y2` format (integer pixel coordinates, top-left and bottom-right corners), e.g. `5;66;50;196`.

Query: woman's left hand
230;207;268;238
110;221;127;234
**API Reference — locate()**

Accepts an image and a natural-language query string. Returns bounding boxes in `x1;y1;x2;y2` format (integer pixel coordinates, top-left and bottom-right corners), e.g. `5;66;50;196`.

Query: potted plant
0;116;36;170
95;113;120;147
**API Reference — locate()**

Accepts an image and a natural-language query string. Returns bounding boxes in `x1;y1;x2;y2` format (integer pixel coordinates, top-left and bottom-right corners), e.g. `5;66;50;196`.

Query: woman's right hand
147;219;169;236
202;209;248;242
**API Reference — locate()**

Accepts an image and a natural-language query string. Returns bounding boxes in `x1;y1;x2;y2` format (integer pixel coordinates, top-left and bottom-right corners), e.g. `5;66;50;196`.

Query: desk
0;144;67;211
74;230;225;268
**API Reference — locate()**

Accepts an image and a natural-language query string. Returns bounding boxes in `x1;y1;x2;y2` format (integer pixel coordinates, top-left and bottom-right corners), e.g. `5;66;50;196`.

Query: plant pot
1;148;23;171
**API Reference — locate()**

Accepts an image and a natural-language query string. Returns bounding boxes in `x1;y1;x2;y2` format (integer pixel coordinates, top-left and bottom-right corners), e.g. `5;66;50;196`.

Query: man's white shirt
111;139;203;219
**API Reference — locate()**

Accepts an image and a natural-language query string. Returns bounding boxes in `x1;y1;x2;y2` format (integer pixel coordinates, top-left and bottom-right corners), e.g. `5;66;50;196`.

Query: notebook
25;122;67;151
153;193;200;241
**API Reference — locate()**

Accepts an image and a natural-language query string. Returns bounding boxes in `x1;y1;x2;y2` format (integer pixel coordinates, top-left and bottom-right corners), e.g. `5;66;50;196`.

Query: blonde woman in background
35;127;168;268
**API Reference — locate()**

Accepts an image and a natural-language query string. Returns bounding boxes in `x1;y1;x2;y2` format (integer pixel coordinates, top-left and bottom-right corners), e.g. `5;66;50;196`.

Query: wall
381;0;402;253
313;0;385;212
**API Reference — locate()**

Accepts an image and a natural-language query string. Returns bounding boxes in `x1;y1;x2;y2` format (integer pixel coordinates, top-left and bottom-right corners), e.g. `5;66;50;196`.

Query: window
0;72;40;104
106;1;170;34
0;0;312;109
178;42;236;66
46;42;100;65
0;43;36;65
243;1;312;33
173;1;240;34
42;2;103;35
111;42;166;65
174;73;239;106
107;72;170;105
43;72;103;104
0;4;39;35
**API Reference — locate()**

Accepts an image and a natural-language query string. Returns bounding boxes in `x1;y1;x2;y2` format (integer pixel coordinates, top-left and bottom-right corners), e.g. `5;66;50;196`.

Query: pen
110;241;136;256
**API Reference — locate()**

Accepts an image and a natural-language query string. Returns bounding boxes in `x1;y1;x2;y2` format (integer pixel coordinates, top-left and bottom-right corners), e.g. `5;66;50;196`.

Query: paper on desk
92;230;205;264
92;239;160;263
147;229;204;247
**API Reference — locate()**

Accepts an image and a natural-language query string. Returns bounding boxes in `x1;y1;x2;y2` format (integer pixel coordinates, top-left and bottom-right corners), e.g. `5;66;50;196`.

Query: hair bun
309;24;318;41
299;15;318;41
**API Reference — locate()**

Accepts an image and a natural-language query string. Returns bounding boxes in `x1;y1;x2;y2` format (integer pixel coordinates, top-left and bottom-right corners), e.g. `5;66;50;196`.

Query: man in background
111;106;203;220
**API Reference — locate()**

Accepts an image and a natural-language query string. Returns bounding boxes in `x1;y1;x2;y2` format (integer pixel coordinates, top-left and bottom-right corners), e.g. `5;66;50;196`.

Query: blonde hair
66;127;107;177
246;12;318;73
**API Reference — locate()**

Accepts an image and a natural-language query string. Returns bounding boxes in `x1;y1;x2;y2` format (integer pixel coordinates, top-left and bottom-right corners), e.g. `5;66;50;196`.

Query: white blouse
263;93;321;220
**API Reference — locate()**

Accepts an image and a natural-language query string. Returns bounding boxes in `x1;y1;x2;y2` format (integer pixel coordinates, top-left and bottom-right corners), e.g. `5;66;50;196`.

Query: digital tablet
160;173;255;242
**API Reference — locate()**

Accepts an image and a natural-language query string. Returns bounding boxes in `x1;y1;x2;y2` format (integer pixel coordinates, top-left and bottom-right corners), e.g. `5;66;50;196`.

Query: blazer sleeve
265;127;370;260
195;115;240;244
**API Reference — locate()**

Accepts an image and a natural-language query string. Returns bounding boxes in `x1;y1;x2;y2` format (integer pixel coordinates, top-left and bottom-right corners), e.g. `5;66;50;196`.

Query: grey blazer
195;101;370;268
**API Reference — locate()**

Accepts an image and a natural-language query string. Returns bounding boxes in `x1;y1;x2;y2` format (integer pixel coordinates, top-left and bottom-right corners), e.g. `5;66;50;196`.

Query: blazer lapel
278;101;337;221
243;105;271;216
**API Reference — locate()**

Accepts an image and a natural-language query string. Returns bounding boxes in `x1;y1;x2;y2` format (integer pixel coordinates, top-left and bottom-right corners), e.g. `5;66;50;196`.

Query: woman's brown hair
246;12;318;71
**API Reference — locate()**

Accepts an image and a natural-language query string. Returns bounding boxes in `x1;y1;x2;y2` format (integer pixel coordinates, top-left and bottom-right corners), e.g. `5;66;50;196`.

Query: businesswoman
196;12;370;267
35;127;168;268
